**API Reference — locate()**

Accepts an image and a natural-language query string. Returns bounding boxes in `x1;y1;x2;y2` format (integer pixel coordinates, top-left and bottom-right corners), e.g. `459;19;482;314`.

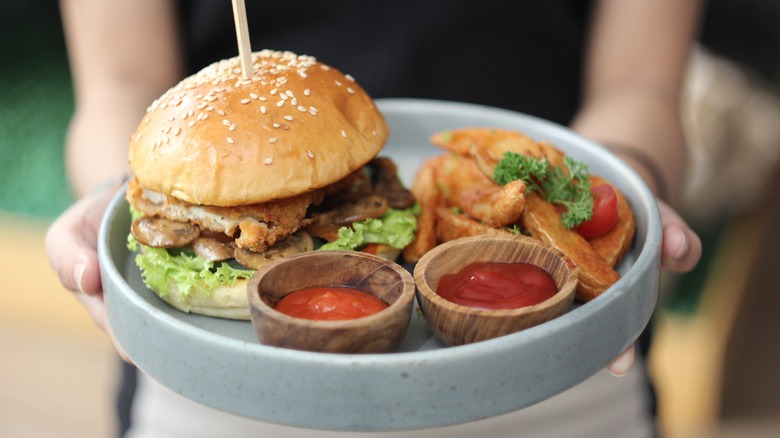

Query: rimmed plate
99;98;661;431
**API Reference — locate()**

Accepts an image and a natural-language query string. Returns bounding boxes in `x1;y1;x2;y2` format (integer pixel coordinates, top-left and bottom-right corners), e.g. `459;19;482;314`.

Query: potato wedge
435;207;511;243
402;157;442;263
520;192;621;301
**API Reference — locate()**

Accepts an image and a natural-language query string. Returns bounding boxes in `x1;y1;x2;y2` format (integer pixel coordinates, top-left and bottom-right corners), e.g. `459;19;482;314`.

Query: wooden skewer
231;0;253;78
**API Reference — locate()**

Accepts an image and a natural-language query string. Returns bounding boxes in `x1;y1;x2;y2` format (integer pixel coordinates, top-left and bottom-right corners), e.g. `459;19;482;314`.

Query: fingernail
74;263;86;293
608;351;633;377
671;225;688;261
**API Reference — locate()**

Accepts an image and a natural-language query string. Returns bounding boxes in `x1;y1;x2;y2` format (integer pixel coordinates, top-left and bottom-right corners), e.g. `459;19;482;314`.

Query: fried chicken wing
437;154;526;227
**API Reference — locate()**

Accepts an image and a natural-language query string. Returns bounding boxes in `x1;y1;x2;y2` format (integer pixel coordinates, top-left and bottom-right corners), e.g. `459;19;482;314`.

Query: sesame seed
297;105;307;112
284;115;294;121
259;96;267;101
136;134;143;142
250;93;258;99
163;136;169;144
321;65;331;71
347;87;355;95
341;130;347;138
345;74;355;81
304;89;311;96
201;113;209;120
173;127;181;136
217;109;225;116
162;126;171;134
229;124;236;131
309;106;318;115
188;120;196;127
273;123;280;128
285;90;294;97
240;98;250;104
291;97;297;105
206;106;214;111
270;88;278;95
269;137;279;143
300;71;308;78
261;106;267;114
222;119;231;126
307;150;315;158
335;80;342;86
276;100;285;108
263;157;273;165
280;93;288;101
227;137;235;144
197;102;207;109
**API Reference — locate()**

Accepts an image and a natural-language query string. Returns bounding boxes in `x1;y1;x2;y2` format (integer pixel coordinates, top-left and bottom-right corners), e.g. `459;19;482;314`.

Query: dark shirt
179;0;594;125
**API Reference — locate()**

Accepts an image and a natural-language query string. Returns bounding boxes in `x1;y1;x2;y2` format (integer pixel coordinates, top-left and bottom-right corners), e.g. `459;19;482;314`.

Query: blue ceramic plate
99;99;661;431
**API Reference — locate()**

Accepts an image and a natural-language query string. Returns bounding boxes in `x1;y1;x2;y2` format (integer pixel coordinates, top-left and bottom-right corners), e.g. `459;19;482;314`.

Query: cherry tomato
575;184;618;239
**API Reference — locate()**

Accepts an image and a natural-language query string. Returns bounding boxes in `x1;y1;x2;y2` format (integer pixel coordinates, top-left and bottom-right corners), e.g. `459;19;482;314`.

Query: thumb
657;201;702;273
45;188;117;295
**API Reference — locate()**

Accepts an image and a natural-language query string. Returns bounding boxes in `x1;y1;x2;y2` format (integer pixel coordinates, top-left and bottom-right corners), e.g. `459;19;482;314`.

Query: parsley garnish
493;152;593;229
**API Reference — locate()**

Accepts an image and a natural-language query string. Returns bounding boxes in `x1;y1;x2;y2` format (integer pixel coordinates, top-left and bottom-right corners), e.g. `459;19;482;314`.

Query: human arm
59;0;183;196
571;0;704;374
572;0;703;273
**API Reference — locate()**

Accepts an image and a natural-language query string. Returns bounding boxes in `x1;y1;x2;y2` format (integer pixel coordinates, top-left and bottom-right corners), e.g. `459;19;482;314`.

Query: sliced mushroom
370;157;416;209
192;237;235;262
234;231;314;270
131;217;200;248
305;195;389;241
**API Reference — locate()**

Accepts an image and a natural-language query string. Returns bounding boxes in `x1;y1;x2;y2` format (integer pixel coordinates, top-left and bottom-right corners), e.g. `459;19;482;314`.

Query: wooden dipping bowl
247;250;416;354
414;235;578;346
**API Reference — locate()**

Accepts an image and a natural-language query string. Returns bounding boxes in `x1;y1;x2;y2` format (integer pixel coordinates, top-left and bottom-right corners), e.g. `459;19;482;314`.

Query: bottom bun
156;279;251;320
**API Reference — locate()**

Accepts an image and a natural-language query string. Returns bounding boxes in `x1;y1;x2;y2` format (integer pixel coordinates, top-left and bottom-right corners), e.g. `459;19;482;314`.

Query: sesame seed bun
128;49;388;206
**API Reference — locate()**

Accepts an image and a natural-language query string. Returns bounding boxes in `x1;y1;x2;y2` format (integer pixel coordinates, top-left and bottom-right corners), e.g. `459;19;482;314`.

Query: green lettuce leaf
127;235;254;299
319;206;418;251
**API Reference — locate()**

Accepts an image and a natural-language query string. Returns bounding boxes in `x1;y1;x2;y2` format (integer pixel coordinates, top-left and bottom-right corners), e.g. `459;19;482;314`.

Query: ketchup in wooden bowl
273;286;389;321
247;250;415;353
414;235;578;346
436;262;558;310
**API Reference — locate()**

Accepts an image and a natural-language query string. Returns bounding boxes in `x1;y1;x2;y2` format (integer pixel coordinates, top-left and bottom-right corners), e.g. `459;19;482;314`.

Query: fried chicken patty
127;177;326;252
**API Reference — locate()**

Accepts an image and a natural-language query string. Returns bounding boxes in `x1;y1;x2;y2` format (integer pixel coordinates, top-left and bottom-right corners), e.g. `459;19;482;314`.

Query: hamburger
126;50;417;320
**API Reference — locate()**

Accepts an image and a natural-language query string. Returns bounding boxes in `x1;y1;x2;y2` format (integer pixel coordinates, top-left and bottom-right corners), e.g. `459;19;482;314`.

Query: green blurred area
0;3;75;219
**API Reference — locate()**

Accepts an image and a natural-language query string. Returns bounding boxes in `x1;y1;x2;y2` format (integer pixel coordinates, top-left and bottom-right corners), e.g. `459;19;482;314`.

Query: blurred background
1;1;778;437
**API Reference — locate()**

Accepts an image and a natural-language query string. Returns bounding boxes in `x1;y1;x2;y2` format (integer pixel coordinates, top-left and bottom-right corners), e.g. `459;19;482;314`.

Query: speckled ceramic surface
99;99;661;431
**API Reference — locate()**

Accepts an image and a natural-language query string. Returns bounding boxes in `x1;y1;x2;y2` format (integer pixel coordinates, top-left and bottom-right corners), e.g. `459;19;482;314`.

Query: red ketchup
274;286;389;321
436;262;557;310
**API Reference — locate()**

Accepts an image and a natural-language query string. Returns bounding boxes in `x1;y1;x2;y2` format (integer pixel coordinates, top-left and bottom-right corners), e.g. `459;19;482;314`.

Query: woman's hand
607;198;702;376
45;184;131;362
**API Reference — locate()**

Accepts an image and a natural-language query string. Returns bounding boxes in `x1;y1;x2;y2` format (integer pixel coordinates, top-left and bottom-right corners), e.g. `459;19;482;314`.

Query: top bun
129;50;388;206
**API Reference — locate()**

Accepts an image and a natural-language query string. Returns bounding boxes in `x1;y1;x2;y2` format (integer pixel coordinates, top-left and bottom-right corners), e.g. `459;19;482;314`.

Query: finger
657;201;702;273
607;343;635;377
74;291;133;363
45;189;117;296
